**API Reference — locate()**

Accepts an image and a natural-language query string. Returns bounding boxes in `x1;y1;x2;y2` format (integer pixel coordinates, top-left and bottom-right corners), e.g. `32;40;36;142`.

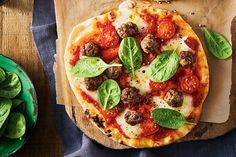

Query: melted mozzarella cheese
161;36;193;53
129;66;151;94
180;95;193;117
152;96;174;109
75;77;98;100
116;109;143;138
152;95;194;117
113;3;146;31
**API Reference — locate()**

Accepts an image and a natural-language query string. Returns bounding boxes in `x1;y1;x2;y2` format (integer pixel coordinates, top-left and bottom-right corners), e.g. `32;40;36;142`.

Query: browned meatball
121;87;143;105
164;88;183;107
84;74;107;91
141;34;159;54
179;51;196;67
117;22;139;38
80;42;99;56
105;58;122;79
125;110;143;126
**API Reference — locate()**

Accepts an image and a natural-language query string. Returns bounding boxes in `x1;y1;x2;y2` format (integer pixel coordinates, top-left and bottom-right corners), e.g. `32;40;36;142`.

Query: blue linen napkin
31;0;236;156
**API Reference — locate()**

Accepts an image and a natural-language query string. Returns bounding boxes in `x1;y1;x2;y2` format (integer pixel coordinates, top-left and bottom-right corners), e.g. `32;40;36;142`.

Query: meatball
117;22;139;38
141;34;159;53
121;87;143;105
125;110;143;126
80;42;99;56
84;74;107;91
179;51;196;67
105;58;122;79
164;88;183;107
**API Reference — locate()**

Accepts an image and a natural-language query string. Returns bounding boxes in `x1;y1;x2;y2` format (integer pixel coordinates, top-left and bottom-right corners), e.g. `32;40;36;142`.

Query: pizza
64;0;209;148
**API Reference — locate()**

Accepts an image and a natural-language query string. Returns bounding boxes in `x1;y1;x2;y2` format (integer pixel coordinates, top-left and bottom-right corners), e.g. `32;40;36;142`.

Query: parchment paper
53;0;236;148
54;0;236;123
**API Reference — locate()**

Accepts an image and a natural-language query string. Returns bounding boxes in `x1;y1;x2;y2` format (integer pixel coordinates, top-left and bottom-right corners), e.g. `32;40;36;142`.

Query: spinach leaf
203;27;232;59
0;118;8;137
98;79;121;110
149;48;179;82
0;98;12;129
4;112;26;139
152;108;195;129
0;72;22;98
12;99;24;109
0;67;6;83
119;37;142;77
70;57;122;78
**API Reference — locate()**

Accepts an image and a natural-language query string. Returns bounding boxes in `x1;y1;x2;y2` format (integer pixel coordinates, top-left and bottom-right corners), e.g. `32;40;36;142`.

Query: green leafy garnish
70;57;122;78
119;37;142;77
4;112;26;139
0;118;8;138
0;98;12;129
0;67;6;83
152;108;195;129
12;99;24;109
98;79;121;110
0;72;21;98
149;48;179;82
203;27;232;59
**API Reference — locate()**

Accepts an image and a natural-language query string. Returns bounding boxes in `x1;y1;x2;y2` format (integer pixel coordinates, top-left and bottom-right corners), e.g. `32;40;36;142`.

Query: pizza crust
64;0;209;148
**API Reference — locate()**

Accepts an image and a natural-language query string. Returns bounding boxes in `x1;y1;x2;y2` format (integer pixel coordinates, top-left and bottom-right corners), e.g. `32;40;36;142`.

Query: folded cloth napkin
31;0;236;156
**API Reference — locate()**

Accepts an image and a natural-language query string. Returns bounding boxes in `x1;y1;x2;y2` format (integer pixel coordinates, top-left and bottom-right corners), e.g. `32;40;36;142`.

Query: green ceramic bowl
0;55;38;157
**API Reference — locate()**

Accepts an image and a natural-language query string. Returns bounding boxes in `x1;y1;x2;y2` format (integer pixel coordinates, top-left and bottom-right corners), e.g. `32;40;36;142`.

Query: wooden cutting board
54;0;236;149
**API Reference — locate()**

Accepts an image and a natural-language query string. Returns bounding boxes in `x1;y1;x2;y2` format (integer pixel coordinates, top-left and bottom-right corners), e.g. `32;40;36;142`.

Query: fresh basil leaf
0;67;6;83
119;37;142;77
152;108;195;129
70;57;122;78
98;79;121;110
0;72;22;98
0;98;12;129
4;112;26;139
203;27;232;59
149;48;179;82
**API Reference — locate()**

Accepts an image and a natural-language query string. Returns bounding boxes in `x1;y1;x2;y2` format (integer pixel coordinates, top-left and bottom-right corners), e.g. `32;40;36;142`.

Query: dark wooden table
0;0;63;156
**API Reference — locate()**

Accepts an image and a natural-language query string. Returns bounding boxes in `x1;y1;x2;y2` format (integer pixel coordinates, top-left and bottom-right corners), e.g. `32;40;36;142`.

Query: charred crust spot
84;109;90;118
92;115;104;129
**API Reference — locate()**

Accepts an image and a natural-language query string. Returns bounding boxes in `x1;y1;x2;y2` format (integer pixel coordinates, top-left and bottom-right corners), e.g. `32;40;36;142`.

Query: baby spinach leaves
98;79;121;110
149;48;179;82
203;27;232;59
70;57;122;78
0;72;21;98
0;67;6;83
0;67;26;139
0;98;12;129
4;112;26;139
119;37;142;77
152;108;195;129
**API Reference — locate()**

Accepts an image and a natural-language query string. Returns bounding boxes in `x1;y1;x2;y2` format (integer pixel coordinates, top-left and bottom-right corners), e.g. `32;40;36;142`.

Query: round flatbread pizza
64;0;209;148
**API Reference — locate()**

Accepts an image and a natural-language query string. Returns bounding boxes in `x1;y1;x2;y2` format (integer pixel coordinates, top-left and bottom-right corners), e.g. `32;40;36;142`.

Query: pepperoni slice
180;74;199;94
99;22;119;48
157;18;176;40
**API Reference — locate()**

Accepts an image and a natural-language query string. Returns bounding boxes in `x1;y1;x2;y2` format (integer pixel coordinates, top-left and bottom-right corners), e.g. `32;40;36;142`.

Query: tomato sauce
69;45;80;65
80;89;129;138
137;12;158;42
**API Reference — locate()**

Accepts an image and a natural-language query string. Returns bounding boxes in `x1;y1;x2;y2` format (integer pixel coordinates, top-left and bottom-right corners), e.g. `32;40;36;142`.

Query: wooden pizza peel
54;0;236;149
